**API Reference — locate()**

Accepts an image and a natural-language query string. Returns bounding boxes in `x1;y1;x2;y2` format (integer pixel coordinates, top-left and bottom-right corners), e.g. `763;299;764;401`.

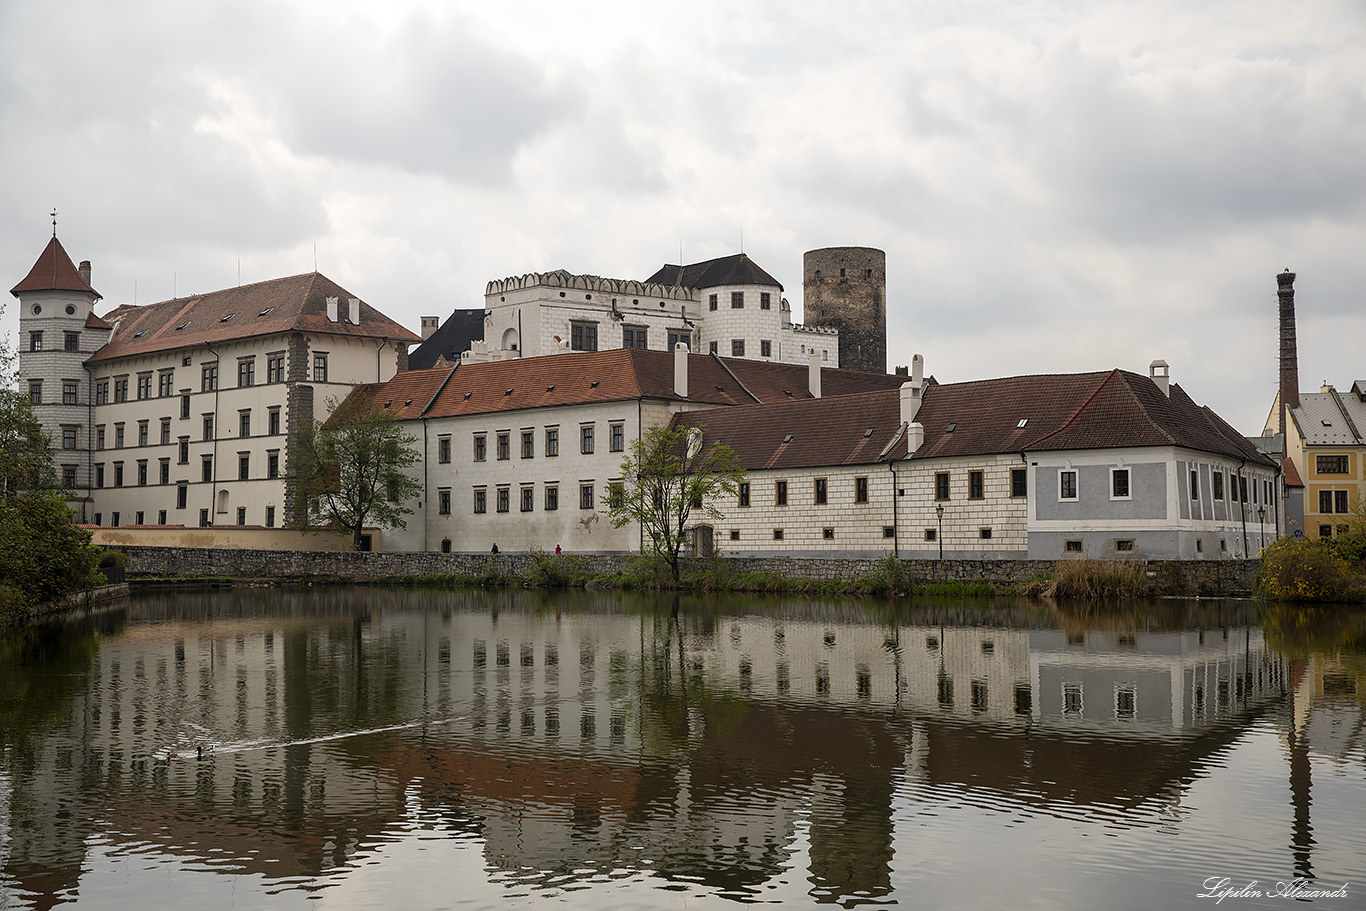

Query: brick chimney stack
1278;269;1299;435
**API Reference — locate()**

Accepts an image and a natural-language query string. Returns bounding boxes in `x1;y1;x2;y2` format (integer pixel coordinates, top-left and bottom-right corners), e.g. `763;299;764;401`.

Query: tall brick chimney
1278;269;1299;435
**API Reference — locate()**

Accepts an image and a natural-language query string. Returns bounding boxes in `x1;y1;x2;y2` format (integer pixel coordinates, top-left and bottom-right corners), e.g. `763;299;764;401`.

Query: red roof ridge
1025;369;1120;449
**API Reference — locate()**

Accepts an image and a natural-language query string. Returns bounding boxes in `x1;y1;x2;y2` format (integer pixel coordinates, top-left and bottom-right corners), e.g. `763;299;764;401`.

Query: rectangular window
199;509;209;528
137;461;147;487
64;331;80;352
160;419;171;445
137;374;152;400
1212;471;1224;500
760;292;771;310
738;482;750;507
709;293;718;311
203;415;214;441
114;424;124;448
158;370;174;397
438;436;451;463
237;358;255;387
1335;490;1350;514
610;423;624;452
1011;467;1027;498
581;425;594;454
760;340;772;358
668;330;690;351
545;485;558;511
159;460;170;485
979;527;992;539
1059;470;1078;500
63;381;78;405
474;435;487;461
28;380;41;405
267;354;285;384
239;411;251;438
775;480;788;506
178;438;189;464
521;486;535;512
773;529;784;540
731;291;744;309
96;426;105;450
238;454;250;481
473;489;487;514
201;364;217;392
157;509;166;525
438;490;451;515
28;331;42;351
969;470;984;500
267;451;280;479
822;527;835;539
497;432;510;460
496;488;509;513
313;354;328;382
623;327;647;349
731;339;745;357
236;507;246;526
883;526;895;538
96;381;109;405
177;485;187;509
570;322;598;352
180;394;190;419
709;341;718;355
265;506;275;528
137;422;148;447
814;478;828;504
855;477;869;503
202;457;213;483
1190;469;1199;499
114;463;124;487
1112;468;1131;499
935;472;950;501
545;428;559;457
268;408;280;436
1238;476;1248;502
580;484;594;509
1065;539;1084;552
1316;455;1349;474
521;431;534;459
114;377;128;402
95;464;105;488
1115;539;1135;552
62;426;78;450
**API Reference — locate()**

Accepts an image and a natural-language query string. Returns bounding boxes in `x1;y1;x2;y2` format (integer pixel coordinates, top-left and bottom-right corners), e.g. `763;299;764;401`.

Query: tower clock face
32;304;41;314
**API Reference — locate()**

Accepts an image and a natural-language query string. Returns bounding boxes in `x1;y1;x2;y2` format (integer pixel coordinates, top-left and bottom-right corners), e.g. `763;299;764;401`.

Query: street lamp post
1257;505;1266;552
936;504;944;561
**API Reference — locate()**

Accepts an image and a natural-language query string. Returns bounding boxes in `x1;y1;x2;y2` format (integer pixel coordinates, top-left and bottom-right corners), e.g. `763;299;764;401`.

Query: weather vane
51;208;58;237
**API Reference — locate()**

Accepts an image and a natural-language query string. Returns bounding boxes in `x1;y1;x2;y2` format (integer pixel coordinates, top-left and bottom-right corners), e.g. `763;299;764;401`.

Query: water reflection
0;590;1363;909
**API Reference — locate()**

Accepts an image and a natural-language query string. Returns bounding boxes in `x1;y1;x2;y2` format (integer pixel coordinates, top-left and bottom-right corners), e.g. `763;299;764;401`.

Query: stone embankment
114;547;1262;597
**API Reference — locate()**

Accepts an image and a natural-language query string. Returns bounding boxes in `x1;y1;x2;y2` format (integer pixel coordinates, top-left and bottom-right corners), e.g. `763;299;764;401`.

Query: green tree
289;392;423;550
609;423;745;585
0;389;103;623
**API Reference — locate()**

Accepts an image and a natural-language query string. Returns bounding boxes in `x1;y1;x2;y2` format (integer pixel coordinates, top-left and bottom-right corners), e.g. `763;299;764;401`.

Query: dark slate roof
360;348;906;422
11;236;100;299
408;309;485;371
87;272;420;364
644;253;783;292
671;369;1278;470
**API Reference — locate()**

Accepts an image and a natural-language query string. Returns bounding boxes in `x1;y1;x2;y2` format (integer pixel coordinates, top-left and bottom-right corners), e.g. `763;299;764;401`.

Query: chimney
79;260;92;285
901;355;924;424
674;341;689;397
907;422;925;454
1278;269;1299;435
808;350;822;398
420;316;439;340
895;365;908;376
347;298;360;325
326;296;339;322
1150;359;1170;397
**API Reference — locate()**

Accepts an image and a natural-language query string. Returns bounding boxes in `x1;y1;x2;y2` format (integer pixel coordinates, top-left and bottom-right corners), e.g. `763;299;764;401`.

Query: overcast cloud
3;0;1363;433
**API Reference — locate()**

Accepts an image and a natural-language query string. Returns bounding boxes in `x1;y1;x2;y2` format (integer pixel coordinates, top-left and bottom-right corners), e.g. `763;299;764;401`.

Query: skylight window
783;434;794;444
258;308;274;316
1322;419;1333;426
134;329;147;338
220;313;234;322
946;422;957;433
175;321;190;330
1017;419;1028;428
864;428;874;437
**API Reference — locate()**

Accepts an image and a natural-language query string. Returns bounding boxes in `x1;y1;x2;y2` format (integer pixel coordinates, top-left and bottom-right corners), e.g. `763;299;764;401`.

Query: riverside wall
114;547;1262;597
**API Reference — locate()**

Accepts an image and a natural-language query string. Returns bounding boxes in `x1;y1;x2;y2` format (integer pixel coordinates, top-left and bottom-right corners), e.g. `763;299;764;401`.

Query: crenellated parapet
486;270;697;303
788;323;840;336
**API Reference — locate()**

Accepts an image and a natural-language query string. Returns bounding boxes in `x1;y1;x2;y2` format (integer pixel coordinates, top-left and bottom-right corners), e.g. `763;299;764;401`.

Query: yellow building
1280;381;1366;540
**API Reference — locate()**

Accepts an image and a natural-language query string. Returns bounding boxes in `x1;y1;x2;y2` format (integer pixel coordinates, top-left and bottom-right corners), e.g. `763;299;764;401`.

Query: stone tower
803;247;886;374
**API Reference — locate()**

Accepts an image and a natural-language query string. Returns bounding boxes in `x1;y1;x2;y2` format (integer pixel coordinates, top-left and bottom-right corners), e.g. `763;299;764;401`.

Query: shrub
1052;558;1151;600
1258;537;1357;602
858;555;914;597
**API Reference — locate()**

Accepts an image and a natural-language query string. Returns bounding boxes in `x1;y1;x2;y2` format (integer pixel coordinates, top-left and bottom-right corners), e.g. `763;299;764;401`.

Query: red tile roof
1282;457;1304;487
671;369;1278;470
86;272;420;364
10;236;100;298
361;348;906;421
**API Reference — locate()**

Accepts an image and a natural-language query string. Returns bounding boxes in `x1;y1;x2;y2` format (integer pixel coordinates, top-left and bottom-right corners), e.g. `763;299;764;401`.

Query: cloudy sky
3;0;1363;433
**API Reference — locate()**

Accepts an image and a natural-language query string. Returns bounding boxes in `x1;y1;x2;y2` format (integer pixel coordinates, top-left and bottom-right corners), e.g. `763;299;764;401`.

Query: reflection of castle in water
1;591;1357;907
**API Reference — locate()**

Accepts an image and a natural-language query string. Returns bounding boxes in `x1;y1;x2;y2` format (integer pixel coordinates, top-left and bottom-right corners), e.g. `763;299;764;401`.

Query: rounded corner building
803;247;886;374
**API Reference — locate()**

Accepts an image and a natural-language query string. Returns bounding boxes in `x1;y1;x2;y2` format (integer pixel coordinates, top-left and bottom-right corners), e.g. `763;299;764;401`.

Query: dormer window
175;320;190;330
258;308;274;316
220;313;234;322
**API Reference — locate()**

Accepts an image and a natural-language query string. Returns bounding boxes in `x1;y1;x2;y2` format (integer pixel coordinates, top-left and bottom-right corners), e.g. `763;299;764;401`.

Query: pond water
0;588;1362;910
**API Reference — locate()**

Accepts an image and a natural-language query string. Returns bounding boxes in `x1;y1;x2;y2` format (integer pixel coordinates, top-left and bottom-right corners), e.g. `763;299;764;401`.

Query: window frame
1059;470;1078;501
934;472;950;501
1010;467;1028;498
1110;467;1131;500
968;470;985;500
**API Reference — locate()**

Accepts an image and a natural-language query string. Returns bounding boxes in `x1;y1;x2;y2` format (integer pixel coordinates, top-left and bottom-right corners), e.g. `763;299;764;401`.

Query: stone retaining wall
115;547;1262;596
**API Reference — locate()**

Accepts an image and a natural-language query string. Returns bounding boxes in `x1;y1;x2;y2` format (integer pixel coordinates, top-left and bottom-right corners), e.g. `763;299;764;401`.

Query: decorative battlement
486;270;697;303
788;322;839;336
